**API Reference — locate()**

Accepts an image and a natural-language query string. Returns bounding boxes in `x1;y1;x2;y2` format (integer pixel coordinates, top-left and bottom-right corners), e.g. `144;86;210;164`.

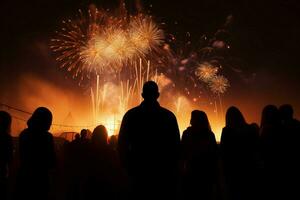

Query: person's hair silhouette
190;110;211;130
181;110;218;200
92;125;108;145
118;81;181;200
27;107;52;131
221;106;260;200
225;106;247;128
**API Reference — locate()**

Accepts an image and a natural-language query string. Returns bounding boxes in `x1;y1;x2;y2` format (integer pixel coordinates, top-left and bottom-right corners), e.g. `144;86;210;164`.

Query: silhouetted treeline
1;82;300;200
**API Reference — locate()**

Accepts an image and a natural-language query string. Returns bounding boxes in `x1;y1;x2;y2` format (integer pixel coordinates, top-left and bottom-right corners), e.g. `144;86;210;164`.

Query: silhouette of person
73;133;80;142
181;110;218;200
17;107;56;200
259;105;285;199
80;129;89;142
118;81;181;199
279;104;300;198
65;130;90;200
221;106;259;200
279;104;300;144
79;129;90;157
0;111;13;200
86;125;126;200
109;135;118;151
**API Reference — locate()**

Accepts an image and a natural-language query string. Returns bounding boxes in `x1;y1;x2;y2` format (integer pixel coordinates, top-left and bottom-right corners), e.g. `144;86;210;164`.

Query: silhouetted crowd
1;81;300;200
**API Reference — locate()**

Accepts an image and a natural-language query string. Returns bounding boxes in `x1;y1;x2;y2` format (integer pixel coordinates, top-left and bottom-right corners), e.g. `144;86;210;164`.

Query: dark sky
1;0;300;121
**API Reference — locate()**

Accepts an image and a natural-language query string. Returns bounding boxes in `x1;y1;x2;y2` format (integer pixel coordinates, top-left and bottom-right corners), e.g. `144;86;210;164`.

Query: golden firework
209;75;230;94
195;62;218;82
129;16;164;56
50;6;165;78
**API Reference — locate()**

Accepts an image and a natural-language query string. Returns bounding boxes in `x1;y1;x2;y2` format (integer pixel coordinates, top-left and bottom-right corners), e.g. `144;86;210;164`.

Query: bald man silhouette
118;81;180;199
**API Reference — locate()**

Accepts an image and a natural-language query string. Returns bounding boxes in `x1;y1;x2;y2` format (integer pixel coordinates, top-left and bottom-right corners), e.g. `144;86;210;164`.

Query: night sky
1;0;300;123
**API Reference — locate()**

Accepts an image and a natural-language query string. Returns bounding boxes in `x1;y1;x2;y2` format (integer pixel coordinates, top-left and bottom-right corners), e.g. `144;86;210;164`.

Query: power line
0;103;32;115
0;102;96;128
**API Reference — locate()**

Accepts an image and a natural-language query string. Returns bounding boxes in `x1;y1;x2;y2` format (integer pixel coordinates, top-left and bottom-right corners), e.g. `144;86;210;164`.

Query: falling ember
209;75;230;94
195;62;218;82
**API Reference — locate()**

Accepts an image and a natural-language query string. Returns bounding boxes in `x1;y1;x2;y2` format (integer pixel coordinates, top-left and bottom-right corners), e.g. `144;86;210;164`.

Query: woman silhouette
181;110;218;200
221;106;259;200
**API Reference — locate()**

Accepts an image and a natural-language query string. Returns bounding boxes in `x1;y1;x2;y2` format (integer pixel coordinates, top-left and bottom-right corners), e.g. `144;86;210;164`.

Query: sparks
50;6;165;79
209;75;230;94
195;62;219;82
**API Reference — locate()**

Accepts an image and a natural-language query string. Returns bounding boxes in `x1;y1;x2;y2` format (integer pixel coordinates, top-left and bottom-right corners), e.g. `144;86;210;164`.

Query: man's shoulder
124;104;176;119
125;106;140;115
159;106;176;117
122;106;141;121
45;131;54;139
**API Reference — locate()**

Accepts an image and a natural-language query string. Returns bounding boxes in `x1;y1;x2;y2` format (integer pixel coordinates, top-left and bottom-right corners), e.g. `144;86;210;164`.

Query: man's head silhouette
142;81;159;101
80;129;88;139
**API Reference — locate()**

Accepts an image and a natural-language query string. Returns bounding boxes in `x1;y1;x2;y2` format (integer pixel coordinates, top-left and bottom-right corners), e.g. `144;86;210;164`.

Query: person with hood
17;107;56;200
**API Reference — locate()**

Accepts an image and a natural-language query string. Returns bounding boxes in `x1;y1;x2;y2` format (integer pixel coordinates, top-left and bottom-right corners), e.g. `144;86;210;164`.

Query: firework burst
209;75;230;94
50;6;164;79
129;16;164;56
195;62;219;82
50;8;110;77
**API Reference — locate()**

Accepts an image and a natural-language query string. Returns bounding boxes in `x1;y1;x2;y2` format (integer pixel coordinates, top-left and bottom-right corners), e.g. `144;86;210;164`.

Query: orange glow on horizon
8;73;228;142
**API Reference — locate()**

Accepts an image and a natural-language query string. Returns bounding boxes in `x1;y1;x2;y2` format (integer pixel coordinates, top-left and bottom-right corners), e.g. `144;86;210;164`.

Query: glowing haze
4;3;235;142
48;3;231;140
